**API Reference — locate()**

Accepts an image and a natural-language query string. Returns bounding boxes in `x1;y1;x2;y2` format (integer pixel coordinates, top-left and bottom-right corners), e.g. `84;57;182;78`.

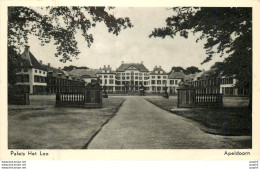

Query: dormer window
155;71;158;74
102;70;105;73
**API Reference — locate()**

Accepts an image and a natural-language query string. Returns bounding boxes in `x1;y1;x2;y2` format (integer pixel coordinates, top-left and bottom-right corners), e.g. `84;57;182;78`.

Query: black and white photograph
7;6;252;150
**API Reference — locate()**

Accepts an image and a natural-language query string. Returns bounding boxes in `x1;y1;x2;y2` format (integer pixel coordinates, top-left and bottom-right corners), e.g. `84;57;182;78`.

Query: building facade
96;65;116;93
14;46;47;94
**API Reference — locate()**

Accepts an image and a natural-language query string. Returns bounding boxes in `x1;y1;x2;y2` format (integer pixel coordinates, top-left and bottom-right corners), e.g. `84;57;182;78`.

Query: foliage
62;65;89;71
8;6;133;62
171;66;185;72
171;66;201;75
184;66;202;75
150;7;252;91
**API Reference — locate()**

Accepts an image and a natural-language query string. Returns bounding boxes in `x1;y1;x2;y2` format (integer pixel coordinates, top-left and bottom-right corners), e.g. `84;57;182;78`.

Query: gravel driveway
88;96;251;149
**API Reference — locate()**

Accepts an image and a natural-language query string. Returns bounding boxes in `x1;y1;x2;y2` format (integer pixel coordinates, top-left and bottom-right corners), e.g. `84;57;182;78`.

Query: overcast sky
27;7;226;72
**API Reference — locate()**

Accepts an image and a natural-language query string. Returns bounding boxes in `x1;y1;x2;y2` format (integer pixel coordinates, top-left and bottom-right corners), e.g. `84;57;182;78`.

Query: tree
171;66;185;72
8;7;133;85
62;65;89;71
150;7;252;108
184;66;201;75
8;7;133;62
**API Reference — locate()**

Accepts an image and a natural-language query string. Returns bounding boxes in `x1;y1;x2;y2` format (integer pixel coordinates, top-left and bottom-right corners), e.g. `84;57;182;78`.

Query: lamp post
163;84;169;99
140;84;144;96
103;84;108;98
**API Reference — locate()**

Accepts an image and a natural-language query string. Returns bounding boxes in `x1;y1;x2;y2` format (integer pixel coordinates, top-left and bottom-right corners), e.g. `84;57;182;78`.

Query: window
135;73;138;75
122;81;125;85
163;80;167;85
109;79;114;84
170;80;174;85
126;73;130;75
35;70;37;73
139;77;142;80
135;76;138;80
98;75;102;78
163;76;167;79
43;71;45;74
39;71;42;73
122;73;125;75
24;68;28;72
151;80;155;84
104;75;108;78
102;70;105;73
152;76;155;79
157;80;161;85
107;70;110;73
175;80;178;84
122;77;125;80
139;73;143;76
126;76;130;80
157;87;161;91
110;75;113;78
157;76;161;79
155;71;158;74
105;79;107;84
135;81;138;85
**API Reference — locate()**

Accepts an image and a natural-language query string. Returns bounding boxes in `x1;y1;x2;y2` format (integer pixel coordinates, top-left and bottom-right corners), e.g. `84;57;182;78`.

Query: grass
8;95;125;149
146;96;252;136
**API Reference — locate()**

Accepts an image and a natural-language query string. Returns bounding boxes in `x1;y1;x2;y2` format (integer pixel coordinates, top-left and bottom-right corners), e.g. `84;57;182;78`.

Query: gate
56;82;102;108
177;83;223;108
195;94;222;107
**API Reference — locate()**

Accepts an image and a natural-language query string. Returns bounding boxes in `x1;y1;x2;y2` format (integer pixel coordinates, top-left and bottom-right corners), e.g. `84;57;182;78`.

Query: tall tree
150;7;252;108
171;66;185;72
184;66;201;75
8;7;133;62
8;6;133;85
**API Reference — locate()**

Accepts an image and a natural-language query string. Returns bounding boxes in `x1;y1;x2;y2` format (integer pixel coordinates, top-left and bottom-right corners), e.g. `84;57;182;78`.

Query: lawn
146;96;252;136
8;95;125;149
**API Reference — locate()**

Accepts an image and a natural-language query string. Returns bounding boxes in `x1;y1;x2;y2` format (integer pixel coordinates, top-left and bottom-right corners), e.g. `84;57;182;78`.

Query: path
88;97;251;149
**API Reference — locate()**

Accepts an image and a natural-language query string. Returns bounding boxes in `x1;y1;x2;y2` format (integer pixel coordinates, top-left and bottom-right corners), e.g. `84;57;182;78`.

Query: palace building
10;47;248;96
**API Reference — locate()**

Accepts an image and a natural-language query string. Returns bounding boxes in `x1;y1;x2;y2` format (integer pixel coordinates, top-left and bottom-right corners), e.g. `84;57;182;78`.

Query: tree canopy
8;6;133;62
185;66;202;75
150;7;252;91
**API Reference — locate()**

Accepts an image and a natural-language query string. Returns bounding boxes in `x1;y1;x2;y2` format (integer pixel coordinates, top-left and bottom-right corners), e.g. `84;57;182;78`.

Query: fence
55;83;102;108
8;93;30;105
56;93;86;106
195;94;222;107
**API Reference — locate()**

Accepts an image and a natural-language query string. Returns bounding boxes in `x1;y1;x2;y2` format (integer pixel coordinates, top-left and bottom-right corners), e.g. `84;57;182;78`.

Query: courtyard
8;95;251;149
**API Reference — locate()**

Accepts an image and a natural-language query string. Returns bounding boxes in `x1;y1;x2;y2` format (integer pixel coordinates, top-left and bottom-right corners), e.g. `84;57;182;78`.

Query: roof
96;66;116;74
41;64;75;80
18;51;45;70
116;63;149;72
168;71;185;79
149;66;167;75
69;69;97;78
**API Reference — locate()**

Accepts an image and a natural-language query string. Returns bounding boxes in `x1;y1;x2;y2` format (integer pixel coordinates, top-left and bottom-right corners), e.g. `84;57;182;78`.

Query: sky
27;7;226;72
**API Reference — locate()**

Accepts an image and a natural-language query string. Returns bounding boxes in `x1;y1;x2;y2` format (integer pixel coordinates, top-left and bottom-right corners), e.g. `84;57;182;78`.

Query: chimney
141;61;143;64
108;65;110;68
47;63;50;67
24;45;30;52
104;65;106;68
39;60;42;64
202;69;205;72
159;66;161;68
122;61;124;64
58;67;61;70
